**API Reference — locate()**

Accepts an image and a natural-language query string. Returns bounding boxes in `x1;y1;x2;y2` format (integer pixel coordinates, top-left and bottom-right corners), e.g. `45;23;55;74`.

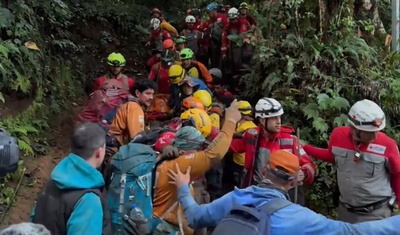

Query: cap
268;150;300;180
178;75;197;87
154;131;175;152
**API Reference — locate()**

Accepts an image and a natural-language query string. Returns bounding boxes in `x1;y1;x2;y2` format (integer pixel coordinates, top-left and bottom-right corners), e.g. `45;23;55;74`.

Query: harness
105;73;129;91
243;128;296;187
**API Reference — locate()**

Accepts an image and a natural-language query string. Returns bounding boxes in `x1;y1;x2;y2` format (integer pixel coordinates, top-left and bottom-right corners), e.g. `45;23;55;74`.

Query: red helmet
154;131;175;152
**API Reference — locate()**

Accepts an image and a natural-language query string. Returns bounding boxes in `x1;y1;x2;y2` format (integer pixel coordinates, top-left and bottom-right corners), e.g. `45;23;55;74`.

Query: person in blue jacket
31;122;111;235
168;150;400;235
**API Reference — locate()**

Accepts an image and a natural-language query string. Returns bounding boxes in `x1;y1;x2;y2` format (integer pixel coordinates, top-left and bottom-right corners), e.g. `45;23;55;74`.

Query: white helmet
209;68;222;79
150;18;161;30
228;7;239;19
185;15;196;23
348;99;386;132
254;98;284;118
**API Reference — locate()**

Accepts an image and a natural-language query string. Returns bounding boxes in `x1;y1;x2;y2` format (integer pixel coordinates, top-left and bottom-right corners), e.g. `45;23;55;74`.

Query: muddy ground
0;98;79;228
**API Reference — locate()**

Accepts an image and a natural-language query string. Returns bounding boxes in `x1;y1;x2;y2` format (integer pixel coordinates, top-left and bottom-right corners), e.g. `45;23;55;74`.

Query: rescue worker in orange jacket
108;79;157;146
153;100;242;235
303;99;400;223
229;98;316;206
93;53;135;93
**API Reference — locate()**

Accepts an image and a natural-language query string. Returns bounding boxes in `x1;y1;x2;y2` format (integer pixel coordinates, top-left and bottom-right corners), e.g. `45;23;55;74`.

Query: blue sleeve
67;192;103;235
178;184;233;228
275;205;400;235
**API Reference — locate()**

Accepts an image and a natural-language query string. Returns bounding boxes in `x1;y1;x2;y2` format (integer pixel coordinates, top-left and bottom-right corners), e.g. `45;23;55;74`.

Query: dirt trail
0;106;78;228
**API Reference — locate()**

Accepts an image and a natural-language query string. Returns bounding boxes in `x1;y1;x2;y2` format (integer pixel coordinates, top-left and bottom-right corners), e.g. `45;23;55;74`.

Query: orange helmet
182;97;205;111
163;39;174;50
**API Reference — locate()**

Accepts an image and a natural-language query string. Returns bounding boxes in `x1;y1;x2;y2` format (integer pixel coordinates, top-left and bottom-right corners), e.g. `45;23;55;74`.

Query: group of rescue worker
146;2;256;92
29;2;400;235
71;50;400;234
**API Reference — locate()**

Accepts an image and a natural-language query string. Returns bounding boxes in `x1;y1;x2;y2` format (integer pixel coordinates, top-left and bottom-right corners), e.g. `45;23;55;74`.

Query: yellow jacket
233;120;257;166
161;21;178;37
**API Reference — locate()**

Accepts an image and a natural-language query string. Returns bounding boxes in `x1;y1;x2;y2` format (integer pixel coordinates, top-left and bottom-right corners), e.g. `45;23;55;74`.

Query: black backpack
211;198;292;235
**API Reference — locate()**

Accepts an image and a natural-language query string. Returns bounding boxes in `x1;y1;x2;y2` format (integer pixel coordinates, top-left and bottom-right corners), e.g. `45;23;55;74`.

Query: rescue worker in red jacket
148;49;174;94
93;52;134;92
230;97;316;206
303;99;400;223
191;8;209;66
206;2;228;68
150;8;179;36
146;20;172;71
238;2;257;26
181;16;203;59
221;7;252;88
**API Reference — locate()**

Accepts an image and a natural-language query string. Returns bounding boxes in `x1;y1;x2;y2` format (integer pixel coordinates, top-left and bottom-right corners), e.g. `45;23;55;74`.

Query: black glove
161;145;181;159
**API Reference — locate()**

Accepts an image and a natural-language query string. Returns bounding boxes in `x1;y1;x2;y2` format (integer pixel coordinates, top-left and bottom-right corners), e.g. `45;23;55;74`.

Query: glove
161;145;181;159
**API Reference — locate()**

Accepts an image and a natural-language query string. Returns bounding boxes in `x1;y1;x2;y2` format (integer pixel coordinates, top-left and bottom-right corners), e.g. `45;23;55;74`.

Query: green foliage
242;0;400;217
0;0;185;211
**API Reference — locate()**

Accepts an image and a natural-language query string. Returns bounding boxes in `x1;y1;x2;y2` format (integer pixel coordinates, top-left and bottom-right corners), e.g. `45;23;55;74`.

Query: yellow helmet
169;64;185;84
238;100;252;115
180;108;212;138
193;90;212;110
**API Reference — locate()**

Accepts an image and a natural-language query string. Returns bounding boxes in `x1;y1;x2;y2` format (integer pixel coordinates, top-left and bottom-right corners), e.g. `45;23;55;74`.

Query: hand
224;99;242;124
297;169;305;182
222;54;226;60
161;145;182;159
167;163;191;188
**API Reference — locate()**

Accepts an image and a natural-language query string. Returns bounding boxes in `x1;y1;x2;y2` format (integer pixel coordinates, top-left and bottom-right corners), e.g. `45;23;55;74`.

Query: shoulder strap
63;187;103;223
120;74;129;91
260;198;292;216
155;62;161;86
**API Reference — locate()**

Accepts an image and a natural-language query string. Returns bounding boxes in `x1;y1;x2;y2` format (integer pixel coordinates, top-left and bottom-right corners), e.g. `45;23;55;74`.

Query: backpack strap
63;187;104;225
155;62;161;88
260;198;292;216
120;74;129;91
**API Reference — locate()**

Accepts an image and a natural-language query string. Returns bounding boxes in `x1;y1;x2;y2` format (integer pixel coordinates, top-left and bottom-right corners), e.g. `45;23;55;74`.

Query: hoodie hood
51;153;104;190
230;185;288;208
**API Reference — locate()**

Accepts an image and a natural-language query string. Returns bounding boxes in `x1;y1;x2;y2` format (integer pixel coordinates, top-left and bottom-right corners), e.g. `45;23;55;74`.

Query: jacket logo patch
139;116;144;123
367;144;386;154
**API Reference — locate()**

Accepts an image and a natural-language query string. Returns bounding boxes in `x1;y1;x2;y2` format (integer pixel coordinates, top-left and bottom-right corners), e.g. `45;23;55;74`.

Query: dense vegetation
0;0;398;218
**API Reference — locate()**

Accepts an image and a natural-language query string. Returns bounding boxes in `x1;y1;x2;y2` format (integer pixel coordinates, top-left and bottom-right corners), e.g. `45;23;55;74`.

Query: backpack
77;80;131;127
211;198;292;235
107;143;179;235
0;129;19;176
130;126;176;146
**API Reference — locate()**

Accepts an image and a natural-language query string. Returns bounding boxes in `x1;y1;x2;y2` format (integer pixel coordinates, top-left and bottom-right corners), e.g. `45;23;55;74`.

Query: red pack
76;80;131;127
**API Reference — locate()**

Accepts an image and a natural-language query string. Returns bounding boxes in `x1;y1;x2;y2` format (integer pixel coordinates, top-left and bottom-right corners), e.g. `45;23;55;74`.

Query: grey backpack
0;129;19;176
211;198;292;235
